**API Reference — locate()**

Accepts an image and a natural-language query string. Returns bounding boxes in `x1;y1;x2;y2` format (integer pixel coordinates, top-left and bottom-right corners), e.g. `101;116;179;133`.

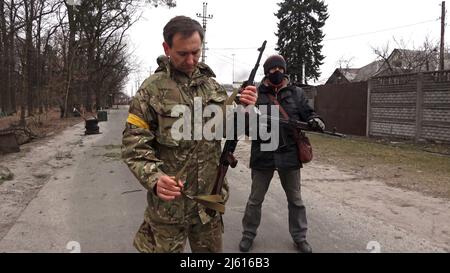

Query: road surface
0;106;448;253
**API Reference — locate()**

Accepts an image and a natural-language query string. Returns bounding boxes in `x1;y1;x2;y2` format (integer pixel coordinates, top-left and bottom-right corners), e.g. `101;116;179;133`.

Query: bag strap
268;94;289;119
268;94;303;142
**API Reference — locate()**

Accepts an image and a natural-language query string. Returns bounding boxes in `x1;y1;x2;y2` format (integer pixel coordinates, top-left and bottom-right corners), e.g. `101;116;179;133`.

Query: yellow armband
127;114;150;130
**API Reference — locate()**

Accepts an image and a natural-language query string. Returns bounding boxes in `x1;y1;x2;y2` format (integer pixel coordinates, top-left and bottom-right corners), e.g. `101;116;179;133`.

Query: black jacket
249;82;320;170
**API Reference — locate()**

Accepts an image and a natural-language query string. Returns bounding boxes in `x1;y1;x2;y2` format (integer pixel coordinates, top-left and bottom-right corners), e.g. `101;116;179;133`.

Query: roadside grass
309;133;450;199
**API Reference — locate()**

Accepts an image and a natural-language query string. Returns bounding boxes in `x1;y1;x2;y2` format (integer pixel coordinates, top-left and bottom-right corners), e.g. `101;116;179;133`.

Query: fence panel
368;70;450;143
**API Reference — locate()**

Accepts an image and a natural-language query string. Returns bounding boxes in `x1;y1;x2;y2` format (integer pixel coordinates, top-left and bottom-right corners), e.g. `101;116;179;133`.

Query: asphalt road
0;106;445;253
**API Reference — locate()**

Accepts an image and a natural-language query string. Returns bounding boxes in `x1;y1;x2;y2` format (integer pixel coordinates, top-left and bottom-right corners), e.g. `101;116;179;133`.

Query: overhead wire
208;18;440;51
325;18;440;41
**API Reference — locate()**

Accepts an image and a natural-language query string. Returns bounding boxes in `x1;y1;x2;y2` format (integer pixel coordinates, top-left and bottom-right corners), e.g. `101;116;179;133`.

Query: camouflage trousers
133;211;223;253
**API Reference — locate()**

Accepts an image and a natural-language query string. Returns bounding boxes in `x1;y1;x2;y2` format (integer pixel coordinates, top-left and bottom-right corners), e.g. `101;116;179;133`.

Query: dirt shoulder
234;138;450;252
309;134;450;200
0;108;84;138
0;110;86;240
305;134;450;252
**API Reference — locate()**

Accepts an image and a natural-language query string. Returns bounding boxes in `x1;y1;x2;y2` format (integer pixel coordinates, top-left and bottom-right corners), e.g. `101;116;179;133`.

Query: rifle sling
268;94;303;144
184;193;225;214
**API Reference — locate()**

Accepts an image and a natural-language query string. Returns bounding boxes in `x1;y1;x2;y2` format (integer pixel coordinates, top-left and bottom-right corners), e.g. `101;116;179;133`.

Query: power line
209;45;277;51
208;50;252;68
206;51;265;82
325;18;440;41
209;48;276;68
207;51;234;66
209;18;440;52
209;47;267;50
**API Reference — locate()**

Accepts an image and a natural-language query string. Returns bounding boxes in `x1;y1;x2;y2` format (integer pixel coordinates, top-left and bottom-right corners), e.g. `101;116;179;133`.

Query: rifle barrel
259;115;346;138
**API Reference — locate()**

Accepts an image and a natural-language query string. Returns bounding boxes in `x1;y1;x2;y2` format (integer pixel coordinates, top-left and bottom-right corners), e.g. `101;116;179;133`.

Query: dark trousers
242;169;308;243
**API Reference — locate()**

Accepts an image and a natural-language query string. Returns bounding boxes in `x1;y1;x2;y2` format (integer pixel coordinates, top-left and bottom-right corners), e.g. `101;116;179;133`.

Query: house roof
353;60;383;81
337;68;360;81
327;48;450;84
327;61;383;83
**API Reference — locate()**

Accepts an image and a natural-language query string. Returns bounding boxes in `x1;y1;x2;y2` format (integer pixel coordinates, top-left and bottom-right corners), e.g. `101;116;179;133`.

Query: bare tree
0;0;7;114
1;0;176;122
0;0;21;116
372;36;439;75
77;0;139;111
336;55;355;70
59;0;176;116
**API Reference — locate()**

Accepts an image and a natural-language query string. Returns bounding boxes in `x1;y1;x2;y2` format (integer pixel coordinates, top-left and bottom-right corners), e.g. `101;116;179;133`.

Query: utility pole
196;2;213;63
232;54;235;83
440;1;446;71
302;63;306;85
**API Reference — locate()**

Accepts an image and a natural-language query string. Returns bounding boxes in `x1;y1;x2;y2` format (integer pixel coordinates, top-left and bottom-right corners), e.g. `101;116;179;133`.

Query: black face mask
268;71;284;85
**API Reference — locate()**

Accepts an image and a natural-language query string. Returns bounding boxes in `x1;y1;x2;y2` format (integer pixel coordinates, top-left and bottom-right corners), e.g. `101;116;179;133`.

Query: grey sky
126;0;446;95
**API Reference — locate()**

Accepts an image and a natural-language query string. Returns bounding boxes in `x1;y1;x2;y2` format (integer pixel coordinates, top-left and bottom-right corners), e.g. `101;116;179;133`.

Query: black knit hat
263;55;287;75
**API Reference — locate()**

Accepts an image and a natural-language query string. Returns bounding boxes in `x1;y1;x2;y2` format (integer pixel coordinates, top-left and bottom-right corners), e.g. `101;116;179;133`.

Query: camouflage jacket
122;56;229;225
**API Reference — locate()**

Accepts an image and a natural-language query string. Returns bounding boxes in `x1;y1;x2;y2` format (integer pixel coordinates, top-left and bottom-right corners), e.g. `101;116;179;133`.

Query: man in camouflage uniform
121;16;257;253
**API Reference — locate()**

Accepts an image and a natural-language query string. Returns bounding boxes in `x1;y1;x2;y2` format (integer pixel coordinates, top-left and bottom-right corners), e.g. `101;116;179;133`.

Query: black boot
295;240;312;253
239;237;253;252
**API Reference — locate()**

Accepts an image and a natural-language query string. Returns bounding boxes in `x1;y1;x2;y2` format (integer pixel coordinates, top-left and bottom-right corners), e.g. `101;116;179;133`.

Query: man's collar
154;56;216;86
260;77;290;94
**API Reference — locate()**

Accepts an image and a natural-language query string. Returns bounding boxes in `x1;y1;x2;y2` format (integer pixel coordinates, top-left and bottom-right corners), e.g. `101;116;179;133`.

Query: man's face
163;32;202;76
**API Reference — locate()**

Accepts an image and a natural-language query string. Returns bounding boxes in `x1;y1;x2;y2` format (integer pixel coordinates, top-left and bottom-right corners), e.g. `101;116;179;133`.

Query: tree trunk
0;0;10;114
8;28;15;113
36;4;43;114
8;0;16;113
24;0;35;117
85;50;95;112
64;3;77;118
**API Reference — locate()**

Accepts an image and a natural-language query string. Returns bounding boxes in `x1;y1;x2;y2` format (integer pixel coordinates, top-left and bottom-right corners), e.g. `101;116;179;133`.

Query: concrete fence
367;70;450;143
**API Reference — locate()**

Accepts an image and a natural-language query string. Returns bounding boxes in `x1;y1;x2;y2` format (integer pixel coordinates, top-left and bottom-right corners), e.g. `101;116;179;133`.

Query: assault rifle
201;41;267;216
